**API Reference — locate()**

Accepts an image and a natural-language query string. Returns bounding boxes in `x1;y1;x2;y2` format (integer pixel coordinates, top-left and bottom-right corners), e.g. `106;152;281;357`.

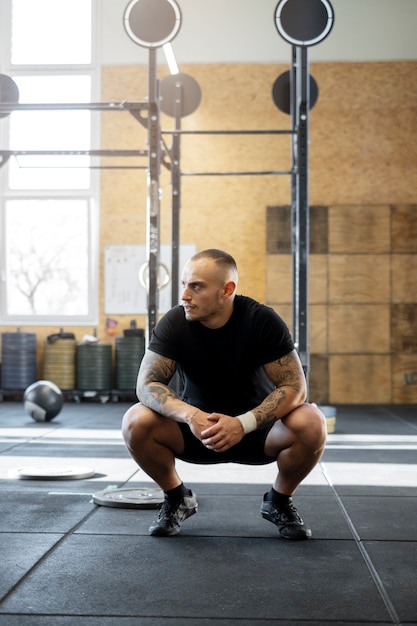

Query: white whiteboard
104;244;196;314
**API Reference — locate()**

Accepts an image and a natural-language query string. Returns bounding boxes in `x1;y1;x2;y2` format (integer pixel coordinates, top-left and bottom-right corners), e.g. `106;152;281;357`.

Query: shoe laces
158;498;182;521
277;501;303;525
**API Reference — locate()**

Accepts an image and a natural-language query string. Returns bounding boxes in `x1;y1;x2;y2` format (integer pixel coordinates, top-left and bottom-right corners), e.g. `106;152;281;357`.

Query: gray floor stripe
320;461;401;626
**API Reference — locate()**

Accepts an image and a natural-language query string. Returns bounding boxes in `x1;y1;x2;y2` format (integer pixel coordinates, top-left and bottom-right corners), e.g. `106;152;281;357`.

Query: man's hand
186;410;207;439
199;413;245;452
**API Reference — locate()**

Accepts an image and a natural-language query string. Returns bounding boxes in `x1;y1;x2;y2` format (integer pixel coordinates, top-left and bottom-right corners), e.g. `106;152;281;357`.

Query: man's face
180;258;230;326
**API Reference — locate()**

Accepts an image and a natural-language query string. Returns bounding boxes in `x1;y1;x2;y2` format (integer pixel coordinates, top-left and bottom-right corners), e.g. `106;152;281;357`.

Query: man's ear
223;280;237;300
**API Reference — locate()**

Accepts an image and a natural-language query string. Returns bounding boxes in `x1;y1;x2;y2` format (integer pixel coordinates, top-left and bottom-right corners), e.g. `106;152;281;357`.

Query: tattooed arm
251;349;307;428
136;349;203;424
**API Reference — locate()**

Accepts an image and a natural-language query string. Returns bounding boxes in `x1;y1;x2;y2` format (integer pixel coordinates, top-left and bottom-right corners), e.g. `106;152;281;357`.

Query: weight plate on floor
93;487;164;509
10;466;96;480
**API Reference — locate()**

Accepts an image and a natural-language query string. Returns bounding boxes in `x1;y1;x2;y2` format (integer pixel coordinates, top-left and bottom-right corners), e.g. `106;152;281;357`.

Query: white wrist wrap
237;411;257;434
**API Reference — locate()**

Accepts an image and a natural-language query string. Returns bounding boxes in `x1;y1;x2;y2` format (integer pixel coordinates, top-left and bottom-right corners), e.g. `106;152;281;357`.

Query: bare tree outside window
5;200;89;316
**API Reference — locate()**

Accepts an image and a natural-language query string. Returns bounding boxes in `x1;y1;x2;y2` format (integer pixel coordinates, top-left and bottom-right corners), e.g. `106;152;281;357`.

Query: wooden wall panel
309;354;329;405
329;304;390;354
329;355;391;404
310;206;328;254
329;255;390;303
310;304;327;354
309;62;417;206
266;206;291;255
392;255;417;303
309;255;328;304
392;205;417;253
329;205;391;253
265;254;292;304
391;304;417;353
392;355;417;403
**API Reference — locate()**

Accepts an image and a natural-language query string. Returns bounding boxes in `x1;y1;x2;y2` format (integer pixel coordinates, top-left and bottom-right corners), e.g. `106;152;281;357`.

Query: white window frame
0;0;101;326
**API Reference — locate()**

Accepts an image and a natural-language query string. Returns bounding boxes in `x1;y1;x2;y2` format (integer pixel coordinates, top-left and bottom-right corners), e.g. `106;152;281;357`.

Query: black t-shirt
148;295;294;415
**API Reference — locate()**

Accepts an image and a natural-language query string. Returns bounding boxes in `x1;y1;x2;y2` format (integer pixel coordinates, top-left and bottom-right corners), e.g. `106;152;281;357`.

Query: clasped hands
188;410;244;453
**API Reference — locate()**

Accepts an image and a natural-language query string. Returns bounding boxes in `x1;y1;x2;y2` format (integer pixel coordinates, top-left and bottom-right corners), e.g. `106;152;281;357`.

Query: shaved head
190;249;238;285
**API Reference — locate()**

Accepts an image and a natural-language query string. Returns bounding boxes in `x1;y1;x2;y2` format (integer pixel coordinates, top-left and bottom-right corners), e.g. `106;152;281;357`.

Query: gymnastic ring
138;261;171;290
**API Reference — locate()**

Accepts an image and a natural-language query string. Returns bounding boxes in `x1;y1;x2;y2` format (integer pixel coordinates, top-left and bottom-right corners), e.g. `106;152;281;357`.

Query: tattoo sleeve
136;350;179;414
254;350;307;428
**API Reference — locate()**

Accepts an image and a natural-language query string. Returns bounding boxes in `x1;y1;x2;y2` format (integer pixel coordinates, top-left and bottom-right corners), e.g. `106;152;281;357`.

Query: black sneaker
149;493;198;536
260;493;312;540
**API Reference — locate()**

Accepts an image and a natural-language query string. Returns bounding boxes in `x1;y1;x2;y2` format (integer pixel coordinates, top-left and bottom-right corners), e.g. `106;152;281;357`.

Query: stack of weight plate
43;338;76;390
1;331;37;390
115;335;145;390
76;343;112;391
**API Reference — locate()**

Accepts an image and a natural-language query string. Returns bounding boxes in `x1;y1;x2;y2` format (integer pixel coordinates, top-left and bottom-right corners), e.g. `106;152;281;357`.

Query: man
122;249;326;539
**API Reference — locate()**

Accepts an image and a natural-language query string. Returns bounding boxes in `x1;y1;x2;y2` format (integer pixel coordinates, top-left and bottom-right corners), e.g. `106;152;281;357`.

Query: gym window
0;0;99;325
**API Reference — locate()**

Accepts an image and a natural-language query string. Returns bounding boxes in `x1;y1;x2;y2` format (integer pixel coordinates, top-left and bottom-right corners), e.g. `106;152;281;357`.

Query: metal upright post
291;45;310;388
146;48;161;340
171;81;182;308
290;45;299;350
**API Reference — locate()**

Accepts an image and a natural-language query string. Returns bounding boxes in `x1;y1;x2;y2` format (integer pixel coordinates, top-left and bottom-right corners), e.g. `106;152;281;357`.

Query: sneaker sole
260;509;312;540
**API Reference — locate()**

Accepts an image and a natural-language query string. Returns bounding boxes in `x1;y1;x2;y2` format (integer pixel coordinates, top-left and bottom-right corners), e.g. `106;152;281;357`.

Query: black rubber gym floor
0;401;416;626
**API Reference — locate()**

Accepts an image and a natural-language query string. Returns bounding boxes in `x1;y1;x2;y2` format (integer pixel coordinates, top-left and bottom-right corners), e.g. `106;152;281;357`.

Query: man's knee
122;404;185;457
122;403;158;447
283;403;327;452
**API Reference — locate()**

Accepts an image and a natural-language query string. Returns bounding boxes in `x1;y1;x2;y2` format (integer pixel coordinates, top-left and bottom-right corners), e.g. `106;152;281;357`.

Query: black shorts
176;422;277;465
